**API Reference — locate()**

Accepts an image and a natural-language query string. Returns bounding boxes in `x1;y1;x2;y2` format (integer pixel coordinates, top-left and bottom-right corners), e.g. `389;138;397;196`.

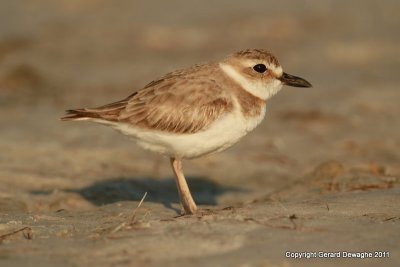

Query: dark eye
253;64;267;73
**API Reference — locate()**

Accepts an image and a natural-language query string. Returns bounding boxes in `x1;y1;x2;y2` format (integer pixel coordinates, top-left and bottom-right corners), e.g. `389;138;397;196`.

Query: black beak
279;72;312;88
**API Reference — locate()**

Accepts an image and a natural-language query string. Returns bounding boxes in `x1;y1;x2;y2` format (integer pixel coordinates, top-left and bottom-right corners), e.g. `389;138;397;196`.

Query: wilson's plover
62;49;312;215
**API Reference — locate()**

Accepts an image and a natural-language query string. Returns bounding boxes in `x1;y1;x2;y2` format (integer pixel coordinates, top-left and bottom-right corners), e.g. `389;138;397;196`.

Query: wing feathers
62;64;233;134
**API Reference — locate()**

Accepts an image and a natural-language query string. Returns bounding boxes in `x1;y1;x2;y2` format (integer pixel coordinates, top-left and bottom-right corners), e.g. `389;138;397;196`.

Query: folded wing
62;66;233;134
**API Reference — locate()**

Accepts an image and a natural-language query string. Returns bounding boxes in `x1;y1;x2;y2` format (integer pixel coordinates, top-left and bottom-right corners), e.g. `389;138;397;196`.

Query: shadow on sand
31;176;245;213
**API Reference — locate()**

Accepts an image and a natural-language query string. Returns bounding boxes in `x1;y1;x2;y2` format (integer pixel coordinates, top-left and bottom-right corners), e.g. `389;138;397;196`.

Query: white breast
111;104;266;159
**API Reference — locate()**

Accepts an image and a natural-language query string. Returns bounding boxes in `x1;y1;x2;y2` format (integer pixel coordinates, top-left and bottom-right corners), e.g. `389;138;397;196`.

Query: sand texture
0;1;399;266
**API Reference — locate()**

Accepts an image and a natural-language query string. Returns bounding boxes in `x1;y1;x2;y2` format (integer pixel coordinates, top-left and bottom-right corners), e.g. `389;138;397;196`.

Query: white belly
110;106;266;159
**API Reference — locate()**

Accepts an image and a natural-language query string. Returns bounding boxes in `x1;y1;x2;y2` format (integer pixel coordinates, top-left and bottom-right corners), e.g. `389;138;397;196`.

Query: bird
61;49;312;215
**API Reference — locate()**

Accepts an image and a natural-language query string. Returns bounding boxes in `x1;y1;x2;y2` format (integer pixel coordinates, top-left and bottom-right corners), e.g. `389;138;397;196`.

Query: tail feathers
60;109;102;121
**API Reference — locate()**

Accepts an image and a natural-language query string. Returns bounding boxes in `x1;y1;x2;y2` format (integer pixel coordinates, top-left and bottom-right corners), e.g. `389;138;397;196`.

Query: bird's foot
173;207;215;218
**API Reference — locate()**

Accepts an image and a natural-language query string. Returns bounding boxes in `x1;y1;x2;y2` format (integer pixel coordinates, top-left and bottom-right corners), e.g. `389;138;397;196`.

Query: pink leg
170;158;197;215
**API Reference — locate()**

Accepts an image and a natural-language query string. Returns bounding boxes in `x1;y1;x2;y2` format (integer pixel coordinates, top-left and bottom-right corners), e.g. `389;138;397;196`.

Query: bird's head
220;49;312;100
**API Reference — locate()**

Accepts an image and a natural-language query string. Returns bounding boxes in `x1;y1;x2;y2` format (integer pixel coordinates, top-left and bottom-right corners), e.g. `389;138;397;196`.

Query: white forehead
242;59;283;76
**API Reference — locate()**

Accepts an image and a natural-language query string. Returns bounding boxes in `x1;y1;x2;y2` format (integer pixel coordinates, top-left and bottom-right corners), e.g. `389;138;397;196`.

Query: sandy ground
0;1;399;266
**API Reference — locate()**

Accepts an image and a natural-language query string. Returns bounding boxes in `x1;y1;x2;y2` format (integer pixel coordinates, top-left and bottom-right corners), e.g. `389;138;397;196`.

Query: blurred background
1;0;398;203
0;1;399;266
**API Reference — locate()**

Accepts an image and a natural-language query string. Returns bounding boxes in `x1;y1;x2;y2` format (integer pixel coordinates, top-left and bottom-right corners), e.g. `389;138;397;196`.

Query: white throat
219;63;282;100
